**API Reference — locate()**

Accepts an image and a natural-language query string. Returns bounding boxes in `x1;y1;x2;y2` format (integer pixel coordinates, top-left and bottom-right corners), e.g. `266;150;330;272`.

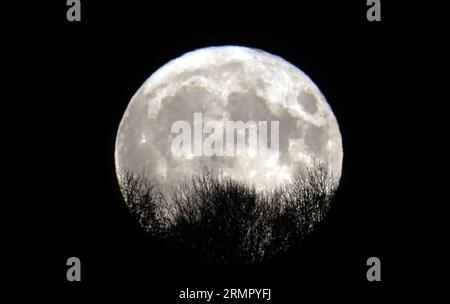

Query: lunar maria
171;112;280;157
115;46;343;263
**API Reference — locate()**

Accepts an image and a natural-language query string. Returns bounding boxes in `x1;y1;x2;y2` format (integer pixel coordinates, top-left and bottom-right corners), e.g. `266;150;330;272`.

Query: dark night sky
3;0;446;298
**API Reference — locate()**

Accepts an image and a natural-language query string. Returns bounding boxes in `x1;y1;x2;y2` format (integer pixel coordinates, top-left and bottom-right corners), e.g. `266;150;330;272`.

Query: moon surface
115;46;343;196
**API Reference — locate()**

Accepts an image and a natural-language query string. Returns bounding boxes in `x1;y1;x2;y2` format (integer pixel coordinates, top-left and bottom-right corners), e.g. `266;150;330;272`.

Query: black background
3;0;446;299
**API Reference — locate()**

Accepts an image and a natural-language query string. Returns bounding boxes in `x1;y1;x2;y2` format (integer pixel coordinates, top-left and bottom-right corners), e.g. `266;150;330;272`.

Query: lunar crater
116;46;343;198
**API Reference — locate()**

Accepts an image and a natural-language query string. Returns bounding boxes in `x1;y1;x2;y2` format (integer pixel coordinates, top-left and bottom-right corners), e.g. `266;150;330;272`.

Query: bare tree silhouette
117;169;169;238
117;161;338;264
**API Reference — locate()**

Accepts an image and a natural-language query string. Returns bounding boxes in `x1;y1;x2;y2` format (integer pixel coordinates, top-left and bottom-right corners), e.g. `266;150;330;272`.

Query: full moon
115;46;343;197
